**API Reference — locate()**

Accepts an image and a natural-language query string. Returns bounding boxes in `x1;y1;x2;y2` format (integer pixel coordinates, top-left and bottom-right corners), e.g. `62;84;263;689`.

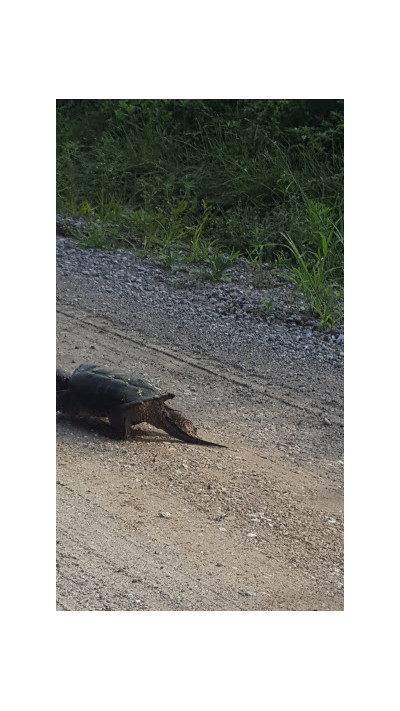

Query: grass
205;247;241;281
57;99;343;328
280;228;343;329
260;298;274;315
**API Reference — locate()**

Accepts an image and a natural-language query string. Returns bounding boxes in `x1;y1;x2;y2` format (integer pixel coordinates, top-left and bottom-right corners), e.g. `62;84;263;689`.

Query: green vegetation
57;99;343;327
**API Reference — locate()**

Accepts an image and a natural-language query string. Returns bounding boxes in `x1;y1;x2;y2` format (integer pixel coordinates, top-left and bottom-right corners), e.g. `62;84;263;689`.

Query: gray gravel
56;225;344;375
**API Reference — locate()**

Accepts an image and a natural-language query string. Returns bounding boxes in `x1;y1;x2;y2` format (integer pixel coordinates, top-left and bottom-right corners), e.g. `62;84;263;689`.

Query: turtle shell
69;364;165;412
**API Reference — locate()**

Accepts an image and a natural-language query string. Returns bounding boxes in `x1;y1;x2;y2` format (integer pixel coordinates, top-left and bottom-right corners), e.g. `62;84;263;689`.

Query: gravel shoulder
56;232;344;611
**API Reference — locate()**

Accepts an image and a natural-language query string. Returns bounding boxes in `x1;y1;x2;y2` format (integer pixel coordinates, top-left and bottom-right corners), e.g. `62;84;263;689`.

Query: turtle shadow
56;413;182;444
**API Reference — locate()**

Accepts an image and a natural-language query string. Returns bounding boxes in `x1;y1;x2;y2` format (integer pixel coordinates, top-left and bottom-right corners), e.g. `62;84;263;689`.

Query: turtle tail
57;368;70;391
57;368;72;412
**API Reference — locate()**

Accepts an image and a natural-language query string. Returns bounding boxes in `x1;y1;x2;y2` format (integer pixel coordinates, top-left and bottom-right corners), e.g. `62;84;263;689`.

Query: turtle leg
108;409;132;439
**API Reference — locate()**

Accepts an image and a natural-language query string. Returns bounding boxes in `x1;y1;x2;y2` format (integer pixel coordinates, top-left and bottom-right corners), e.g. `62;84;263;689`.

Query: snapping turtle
56;364;225;447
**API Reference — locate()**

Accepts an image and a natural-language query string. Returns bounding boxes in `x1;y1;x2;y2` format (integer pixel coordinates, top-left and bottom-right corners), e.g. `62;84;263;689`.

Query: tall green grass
57;99;343;325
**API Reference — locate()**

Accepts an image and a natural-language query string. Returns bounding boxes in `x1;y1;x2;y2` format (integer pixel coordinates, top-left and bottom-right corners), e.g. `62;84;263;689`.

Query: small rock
247;533;257;538
323;417;331;426
336;334;344;344
158;511;171;518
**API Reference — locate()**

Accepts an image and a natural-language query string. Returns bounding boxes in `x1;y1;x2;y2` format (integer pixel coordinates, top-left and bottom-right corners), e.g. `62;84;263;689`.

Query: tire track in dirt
57;307;343;427
58;483;250;611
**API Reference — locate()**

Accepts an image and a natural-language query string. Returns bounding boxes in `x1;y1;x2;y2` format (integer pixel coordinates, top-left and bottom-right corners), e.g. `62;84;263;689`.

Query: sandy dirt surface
56;239;343;611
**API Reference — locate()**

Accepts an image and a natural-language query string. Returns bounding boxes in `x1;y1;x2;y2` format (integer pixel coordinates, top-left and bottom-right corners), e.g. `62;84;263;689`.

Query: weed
205;248;240;281
77;224;108;249
186;211;211;262
280;231;343;329
260;298;274;314
248;240;279;285
158;247;184;269
248;242;267;269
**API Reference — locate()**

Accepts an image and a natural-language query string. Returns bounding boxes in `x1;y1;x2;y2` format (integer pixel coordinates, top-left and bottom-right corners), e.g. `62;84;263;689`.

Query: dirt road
56;237;343;611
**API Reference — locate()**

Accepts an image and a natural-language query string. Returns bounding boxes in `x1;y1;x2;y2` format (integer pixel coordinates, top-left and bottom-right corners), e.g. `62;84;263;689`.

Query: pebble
158;511;171;518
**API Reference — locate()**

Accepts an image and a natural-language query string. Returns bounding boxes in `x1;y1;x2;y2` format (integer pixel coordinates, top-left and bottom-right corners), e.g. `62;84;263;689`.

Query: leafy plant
260;298;274;314
157;246;184;269
280;231;343;329
205;248;240;281
77;224;108;249
248;242;267;269
186;210;211;262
